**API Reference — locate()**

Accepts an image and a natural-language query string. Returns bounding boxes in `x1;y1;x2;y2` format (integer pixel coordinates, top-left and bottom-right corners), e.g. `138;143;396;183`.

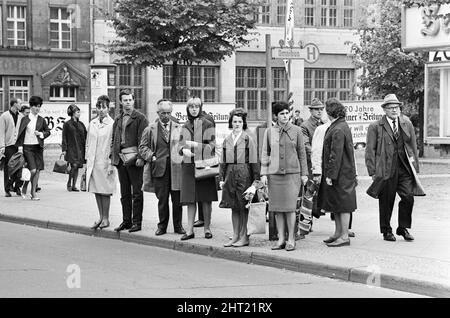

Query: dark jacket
62;118;87;165
15;115;51;148
365;115;424;197
318;117;357;213
111;109;149;166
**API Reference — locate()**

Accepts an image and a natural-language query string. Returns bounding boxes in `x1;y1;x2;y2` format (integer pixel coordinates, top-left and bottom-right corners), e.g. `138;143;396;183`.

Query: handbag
194;156;220;180
53;154;69;174
298;180;317;234
247;201;267;235
80;170;87;192
119;146;139;166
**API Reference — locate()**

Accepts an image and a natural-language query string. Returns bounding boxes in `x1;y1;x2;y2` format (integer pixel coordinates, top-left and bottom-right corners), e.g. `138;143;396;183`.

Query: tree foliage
106;0;259;100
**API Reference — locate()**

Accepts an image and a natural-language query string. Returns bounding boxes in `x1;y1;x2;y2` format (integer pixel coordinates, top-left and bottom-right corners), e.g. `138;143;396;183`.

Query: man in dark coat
112;89;149;233
365;94;423;242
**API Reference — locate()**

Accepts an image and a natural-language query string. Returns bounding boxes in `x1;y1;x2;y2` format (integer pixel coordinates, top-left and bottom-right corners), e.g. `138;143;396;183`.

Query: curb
1;214;449;298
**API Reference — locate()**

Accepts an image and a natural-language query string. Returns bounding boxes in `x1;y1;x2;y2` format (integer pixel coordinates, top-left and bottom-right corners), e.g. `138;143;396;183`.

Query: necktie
392;119;399;139
162;123;170;143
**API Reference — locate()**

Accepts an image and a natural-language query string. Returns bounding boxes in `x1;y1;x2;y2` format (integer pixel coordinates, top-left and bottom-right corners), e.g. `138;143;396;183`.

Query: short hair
29;96;43;107
325;98;346;119
20;105;30;112
10;97;19;108
272;101;290;116
97;95;110;106
187;97;203;108
157;98;170;105
67;104;80;117
228;107;248;130
119;89;134;102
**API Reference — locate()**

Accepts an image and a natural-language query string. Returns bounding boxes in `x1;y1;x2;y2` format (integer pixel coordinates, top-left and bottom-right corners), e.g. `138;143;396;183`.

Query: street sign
271;43;320;63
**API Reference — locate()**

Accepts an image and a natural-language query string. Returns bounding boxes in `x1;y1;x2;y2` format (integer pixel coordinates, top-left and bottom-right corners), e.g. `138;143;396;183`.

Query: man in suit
0;97;23;197
365;94;422;242
139;99;185;235
112;89;149;233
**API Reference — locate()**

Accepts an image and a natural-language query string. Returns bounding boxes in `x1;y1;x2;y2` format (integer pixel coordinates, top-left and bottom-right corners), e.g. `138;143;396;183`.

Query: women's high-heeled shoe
91;220;102;230
99;220;110;229
232;241;249;247
285;242;296;251
323;236;338;244
181;233;195;241
271;242;286;250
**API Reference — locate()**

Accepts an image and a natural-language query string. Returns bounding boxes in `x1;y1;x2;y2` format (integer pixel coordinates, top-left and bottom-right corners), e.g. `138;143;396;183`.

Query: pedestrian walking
365;94;424;242
139;99;186;236
219;108;260;248
111;89;149;233
15;96;50;201
178;97;218;240
86;96;116;230
0;97;23;197
62;104;87;192
317;98;357;247
260;101;308;252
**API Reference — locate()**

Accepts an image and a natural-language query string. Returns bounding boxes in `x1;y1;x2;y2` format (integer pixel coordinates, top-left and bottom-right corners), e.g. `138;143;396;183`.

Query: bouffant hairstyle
67;104;80;117
186;97;203;121
29;96;43;107
325;98;346;119
272;101;290;116
20;105;30;113
228;107;248;130
97;95;110;106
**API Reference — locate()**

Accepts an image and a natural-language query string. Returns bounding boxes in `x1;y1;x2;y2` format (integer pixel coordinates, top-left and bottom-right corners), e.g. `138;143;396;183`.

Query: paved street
0;222;424;298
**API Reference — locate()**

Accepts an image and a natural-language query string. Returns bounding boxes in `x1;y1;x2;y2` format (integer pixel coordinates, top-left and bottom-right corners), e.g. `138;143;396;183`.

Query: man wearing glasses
365;94;423;242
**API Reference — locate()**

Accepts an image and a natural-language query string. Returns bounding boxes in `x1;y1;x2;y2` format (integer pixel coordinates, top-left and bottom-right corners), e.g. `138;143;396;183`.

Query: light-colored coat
85;115;116;193
139;120;182;193
0;111;22;149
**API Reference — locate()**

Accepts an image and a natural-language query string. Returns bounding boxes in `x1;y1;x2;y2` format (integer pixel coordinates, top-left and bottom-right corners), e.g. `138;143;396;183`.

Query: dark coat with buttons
62;118;87;165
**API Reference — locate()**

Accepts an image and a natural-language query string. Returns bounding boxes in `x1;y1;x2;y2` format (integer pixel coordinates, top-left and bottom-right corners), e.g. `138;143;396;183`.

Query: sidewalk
0;172;449;297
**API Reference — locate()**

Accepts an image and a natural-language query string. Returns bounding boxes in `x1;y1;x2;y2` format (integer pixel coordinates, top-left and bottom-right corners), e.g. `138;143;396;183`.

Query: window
273;68;287;102
163;65;218;103
344;0;354;27
116;64;145;109
9;79;29;102
50;8;72;50
320;0;337;27
254;1;270;25
305;0;315;26
236;67;267;120
304;69;354;105
277;0;286;25
7;6;26;46
50;86;76;101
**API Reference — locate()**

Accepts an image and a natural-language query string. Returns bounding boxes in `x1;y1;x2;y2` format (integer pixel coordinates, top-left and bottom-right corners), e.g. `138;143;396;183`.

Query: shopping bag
53;154;69;174
80;170;87;192
298;180;317;233
247;201;267;235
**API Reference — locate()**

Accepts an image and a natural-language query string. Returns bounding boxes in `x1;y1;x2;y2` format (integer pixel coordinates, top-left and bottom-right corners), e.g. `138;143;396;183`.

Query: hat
381;94;403;108
309;98;324;109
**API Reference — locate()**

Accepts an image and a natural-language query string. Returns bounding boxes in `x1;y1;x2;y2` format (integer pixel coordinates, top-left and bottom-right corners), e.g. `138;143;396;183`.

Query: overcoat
178;116;218;204
139;119;182;193
365;115;425;198
317;117;357;213
62;118;87;165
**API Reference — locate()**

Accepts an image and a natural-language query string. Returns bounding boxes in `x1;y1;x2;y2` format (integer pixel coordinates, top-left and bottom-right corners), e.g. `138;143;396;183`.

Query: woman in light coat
85;95;116;229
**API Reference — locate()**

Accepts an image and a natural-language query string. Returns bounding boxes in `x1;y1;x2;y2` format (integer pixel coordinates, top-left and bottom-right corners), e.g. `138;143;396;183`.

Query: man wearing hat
365;93;423;242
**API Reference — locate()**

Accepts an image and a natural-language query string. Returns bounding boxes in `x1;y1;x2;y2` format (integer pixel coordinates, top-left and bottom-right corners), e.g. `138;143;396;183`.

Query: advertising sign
343;101;384;145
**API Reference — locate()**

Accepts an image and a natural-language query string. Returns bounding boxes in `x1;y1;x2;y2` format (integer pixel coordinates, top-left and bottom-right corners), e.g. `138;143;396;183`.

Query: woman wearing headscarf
317;98;357;247
178;97;218;240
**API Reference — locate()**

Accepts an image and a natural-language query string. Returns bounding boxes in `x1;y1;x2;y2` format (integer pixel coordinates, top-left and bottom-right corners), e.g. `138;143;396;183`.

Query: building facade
0;0;92;112
91;0;371;123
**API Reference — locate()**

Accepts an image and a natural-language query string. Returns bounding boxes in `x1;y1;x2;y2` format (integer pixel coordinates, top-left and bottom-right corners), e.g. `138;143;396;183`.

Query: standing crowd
0;91;423;250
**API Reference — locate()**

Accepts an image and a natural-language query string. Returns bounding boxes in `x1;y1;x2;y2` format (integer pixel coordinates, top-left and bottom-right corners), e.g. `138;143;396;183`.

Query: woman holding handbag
85;96;116;229
260;101;308;251
178;97;218;240
62;104;87;192
219;108;260;247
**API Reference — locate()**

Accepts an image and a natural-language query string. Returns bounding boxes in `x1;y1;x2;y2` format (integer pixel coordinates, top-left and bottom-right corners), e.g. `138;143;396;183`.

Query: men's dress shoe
326;238;350;247
174;228;186;235
323;236;338;244
383;232;396;242
348;231;355;238
271;242;286;250
5;191;12;197
193;220;204;227
128;224;142;233
155;228;167;236
181;233;195;241
36;187;41;192
114;222;132;232
205;232;213;239
396;228;414;241
71;187;80;192
67;185;72;192
15;188;21;196
285;243;296;251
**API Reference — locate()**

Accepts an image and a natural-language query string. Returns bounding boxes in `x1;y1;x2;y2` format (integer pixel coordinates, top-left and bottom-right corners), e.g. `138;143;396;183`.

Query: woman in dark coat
219;108;260;247
179;97;218;240
318;98;357;247
62;104;87;192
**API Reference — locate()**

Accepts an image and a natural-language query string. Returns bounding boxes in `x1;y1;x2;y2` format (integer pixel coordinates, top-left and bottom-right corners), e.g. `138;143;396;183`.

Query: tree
106;0;258;101
348;0;428;155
